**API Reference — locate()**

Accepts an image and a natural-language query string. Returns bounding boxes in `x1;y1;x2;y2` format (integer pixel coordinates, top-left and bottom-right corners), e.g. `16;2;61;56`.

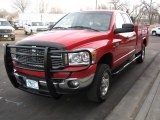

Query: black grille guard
4;44;92;96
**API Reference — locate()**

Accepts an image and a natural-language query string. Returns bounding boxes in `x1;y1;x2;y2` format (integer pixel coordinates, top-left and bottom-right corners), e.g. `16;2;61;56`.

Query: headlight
68;48;96;66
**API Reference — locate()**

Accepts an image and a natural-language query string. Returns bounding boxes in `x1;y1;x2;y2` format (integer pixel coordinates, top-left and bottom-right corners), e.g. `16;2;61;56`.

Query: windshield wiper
68;26;99;32
52;27;67;30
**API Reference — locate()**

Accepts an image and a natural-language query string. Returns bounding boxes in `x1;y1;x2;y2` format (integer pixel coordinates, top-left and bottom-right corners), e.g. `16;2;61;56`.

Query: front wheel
11;37;15;41
87;64;111;103
136;44;145;63
30;30;33;35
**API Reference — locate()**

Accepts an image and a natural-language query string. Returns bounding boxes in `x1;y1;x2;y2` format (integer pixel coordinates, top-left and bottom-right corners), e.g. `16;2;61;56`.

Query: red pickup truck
4;10;149;102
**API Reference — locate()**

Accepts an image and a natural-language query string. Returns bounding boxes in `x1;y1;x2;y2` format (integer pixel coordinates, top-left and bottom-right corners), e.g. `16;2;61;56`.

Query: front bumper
4;44;95;96
13;72;95;94
0;33;15;39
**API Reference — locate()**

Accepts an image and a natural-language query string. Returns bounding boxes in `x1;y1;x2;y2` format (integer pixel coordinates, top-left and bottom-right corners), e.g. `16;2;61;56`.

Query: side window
122;14;132;24
115;13;125;28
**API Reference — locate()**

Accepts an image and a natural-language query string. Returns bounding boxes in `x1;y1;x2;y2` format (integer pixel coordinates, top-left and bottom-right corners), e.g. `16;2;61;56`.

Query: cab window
115;13;125;28
122;14;132;24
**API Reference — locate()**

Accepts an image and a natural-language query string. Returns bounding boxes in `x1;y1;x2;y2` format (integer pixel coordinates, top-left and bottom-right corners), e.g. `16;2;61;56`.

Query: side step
112;54;141;75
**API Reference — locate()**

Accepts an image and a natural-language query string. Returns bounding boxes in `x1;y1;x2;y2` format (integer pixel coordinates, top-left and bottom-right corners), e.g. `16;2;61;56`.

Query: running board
112;54;141;75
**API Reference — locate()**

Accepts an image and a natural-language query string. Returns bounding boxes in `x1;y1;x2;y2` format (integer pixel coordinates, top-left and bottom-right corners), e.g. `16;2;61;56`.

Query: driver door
112;13;135;68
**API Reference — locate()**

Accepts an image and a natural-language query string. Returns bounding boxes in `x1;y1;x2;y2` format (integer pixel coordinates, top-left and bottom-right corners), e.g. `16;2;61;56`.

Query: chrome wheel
100;71;109;97
87;64;111;102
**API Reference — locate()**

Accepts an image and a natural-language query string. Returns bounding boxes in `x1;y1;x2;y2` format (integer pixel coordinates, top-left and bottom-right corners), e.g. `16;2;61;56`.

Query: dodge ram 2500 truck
4;10;149;102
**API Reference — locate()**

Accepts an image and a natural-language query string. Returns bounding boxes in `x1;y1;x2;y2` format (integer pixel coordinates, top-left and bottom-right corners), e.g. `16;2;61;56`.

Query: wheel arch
143;38;147;47
98;52;113;68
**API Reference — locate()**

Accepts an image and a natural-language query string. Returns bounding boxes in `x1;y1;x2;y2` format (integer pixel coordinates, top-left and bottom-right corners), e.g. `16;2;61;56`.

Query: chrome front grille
0;29;12;33
10;46;65;70
50;52;64;69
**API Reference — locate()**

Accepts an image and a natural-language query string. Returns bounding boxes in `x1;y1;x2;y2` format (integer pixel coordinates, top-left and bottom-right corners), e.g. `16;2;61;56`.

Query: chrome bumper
14;73;95;90
54;74;95;89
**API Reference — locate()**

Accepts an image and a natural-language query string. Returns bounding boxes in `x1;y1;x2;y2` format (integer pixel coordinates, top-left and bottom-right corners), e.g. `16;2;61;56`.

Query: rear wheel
152;31;157;36
136;44;145;63
30;30;33;35
25;31;28;35
87;64;111;103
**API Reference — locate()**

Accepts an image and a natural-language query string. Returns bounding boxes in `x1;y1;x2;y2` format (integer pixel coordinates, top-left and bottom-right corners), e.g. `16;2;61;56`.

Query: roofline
69;10;127;14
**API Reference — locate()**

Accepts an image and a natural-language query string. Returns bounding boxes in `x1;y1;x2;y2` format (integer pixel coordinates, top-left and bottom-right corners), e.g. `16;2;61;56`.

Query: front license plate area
4;35;8;38
26;79;39;90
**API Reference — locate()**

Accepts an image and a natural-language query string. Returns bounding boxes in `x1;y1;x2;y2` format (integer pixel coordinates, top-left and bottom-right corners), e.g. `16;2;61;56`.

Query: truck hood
0;26;14;30
19;30;109;49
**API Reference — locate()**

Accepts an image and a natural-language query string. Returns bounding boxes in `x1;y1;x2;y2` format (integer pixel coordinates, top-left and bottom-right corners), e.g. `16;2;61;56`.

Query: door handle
112;39;122;48
113;42;120;48
125;36;129;39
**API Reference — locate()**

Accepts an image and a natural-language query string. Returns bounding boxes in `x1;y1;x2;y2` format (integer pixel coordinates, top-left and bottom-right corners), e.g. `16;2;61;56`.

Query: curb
135;71;160;120
105;53;160;120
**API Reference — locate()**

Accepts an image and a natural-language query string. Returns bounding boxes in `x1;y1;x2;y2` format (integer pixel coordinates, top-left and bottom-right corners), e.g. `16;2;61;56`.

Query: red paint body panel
14;10;149;78
16;64;97;79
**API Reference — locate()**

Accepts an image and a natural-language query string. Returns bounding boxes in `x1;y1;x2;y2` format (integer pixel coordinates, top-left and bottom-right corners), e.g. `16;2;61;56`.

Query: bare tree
126;2;145;23
0;9;8;18
38;0;48;13
12;0;29;13
142;0;159;24
98;4;108;9
49;8;63;14
109;0;127;10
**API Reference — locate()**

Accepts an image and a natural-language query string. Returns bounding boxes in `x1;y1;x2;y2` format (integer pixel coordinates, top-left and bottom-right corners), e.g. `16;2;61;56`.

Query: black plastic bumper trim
4;44;19;88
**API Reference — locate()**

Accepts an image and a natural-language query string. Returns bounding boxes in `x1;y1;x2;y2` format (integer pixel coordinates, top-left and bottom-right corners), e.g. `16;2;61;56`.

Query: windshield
53;12;112;31
32;22;44;26
0;21;11;26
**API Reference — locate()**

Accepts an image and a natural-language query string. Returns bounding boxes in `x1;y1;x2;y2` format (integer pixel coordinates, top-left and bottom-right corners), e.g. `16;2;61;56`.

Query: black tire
136;44;145;63
25;31;28;35
152;31;157;36
30;30;32;35
11;38;15;41
87;64;111;103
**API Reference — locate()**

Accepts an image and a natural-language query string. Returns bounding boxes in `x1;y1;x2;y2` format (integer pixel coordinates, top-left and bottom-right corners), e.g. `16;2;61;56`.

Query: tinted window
53;12;112;31
0;21;11;26
32;22;44;26
115;13;125;28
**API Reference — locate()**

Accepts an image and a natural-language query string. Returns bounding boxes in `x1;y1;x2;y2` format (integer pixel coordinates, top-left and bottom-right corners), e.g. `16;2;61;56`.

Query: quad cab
4;10;149;102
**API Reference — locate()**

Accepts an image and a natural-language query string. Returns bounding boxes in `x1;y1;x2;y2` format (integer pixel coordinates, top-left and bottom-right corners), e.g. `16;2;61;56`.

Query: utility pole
96;0;98;9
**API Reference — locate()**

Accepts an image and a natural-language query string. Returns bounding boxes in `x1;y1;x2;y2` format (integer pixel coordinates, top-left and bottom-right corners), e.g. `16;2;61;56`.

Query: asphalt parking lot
0;30;160;120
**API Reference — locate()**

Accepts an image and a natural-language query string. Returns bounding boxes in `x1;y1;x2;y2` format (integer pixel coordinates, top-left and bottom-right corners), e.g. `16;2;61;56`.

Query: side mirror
114;23;134;34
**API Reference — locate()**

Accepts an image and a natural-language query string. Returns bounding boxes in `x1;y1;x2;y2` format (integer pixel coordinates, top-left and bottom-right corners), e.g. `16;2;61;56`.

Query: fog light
68;80;80;88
